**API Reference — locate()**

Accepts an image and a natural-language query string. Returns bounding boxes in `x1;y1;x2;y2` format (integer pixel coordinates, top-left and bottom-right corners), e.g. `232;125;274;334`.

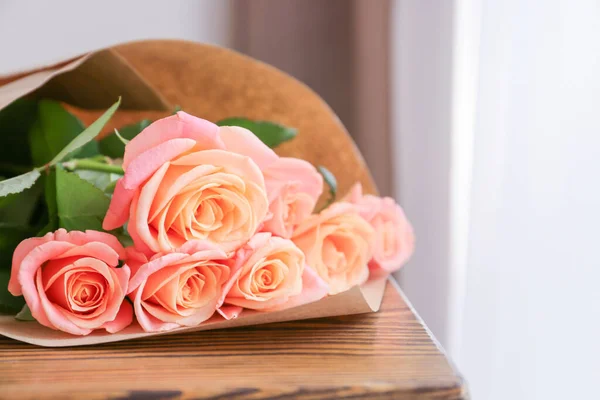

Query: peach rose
103;112;278;254
220;232;328;313
8;229;132;335
125;241;232;332
292;202;375;295
345;183;415;275
261;157;323;238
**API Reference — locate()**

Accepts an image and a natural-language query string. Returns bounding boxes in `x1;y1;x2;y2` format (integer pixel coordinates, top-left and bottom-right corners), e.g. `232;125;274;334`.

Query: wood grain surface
0;280;467;399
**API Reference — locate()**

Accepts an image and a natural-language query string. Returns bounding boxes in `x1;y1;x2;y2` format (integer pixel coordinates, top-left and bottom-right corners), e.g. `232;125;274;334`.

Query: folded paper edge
0;278;388;347
0;48;171;112
359;276;388;311
0;54;91;111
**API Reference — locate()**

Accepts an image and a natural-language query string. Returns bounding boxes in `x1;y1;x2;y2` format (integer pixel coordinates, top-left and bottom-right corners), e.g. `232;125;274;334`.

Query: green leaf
0;269;25;315
0;223;35;270
45;169;58;219
98;118;150;158
0;177;46;256
318;166;337;206
36;169;58;236
78;140;100;159
0;170;41;198
104;179;118;195
74;169;121;192
28;100;89;166
36;221;55;237
15;304;35;321
0;180;42;225
114;228;134;248
55;166;111;231
49;97;121;166
0;98;37;170
216;118;297;148
113;129;130;145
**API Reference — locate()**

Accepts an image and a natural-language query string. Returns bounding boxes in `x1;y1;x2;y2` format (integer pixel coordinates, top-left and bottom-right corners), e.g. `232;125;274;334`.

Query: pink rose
125;241;232;332
345;183;415;276
220;232;328;313
8;229;132;335
103;112;278;254
292;202;375;295
261;157;323;238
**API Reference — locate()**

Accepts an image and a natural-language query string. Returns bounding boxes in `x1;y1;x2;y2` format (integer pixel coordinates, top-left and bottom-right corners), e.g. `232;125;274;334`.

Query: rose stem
62;159;124;175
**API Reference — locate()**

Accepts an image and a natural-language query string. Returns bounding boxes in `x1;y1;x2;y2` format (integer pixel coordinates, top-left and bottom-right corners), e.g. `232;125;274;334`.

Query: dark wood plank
0;280;467;399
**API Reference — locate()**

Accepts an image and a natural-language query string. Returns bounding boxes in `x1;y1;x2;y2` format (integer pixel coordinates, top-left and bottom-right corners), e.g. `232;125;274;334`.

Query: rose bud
292;202;375;295
125;241;232;332
261;157;323;238
103;112;277;254
220;232;328;313
345;183;415;276
8;229;132;335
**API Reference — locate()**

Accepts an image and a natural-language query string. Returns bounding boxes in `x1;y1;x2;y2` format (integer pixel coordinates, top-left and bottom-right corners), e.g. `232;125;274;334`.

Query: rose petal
36;268;91;335
143;264;195;303
171;149;266;190
246;232;272;250
221;234;305;310
148;164;222;221
8;231;56;296
264;157;323;200
102;179;137;231
292;202;357;237
101;299;134;333
218;125;279;170
53;259;128;329
345;182;363;203
124;247;149;277
104;138;196;230
127;193;157;257
82;231;126;259
344;184;415;275
127;252;188;294
264;265;329;311
123;112;223;170
55;242;120;267
260;197;288;237
53;230;125;256
217;305;243;320
17;242;75;324
178;239;229;256
129;162;171;253
131;284;180;332
216;261;244;309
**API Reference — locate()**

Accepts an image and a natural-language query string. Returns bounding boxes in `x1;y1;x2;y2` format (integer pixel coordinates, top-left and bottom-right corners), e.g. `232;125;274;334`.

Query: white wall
0;0;232;76
393;1;600;398
391;0;455;347
457;1;600;399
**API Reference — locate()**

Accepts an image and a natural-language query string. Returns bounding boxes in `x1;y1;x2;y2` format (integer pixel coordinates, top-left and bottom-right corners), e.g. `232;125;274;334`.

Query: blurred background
1;0;599;399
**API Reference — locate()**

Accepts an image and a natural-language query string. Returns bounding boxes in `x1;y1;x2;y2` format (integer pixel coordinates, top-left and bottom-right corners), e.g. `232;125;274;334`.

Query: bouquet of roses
1;94;414;338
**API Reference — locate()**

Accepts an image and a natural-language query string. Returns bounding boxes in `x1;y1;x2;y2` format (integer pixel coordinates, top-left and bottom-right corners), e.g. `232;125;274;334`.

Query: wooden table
0;279;467;399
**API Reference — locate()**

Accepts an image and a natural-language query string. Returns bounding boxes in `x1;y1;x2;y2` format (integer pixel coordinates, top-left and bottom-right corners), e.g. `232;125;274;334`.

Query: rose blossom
220;232;328;313
103;112;278;254
125;241;232;332
345;183;415;276
292;202;375;295
261;157;323;238
8;229;132;335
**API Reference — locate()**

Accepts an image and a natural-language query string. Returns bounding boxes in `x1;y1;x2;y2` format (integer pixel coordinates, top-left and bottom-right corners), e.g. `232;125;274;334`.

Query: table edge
388;277;470;399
